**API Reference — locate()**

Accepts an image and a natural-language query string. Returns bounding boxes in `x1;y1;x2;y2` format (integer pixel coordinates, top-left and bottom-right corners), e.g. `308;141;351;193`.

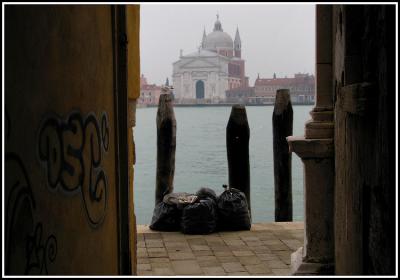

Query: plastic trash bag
149;192;196;231
149;202;182;231
181;194;218;235
196;187;217;202
180;187;218;234
217;185;251;231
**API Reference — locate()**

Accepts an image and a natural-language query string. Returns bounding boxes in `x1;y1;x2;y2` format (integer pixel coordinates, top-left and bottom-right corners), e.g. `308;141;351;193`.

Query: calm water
133;105;313;224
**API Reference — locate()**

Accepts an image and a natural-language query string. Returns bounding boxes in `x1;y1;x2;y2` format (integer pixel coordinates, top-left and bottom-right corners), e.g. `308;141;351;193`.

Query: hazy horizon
140;3;315;86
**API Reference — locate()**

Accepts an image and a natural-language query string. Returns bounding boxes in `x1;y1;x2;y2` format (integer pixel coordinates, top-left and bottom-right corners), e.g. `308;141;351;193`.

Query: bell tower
234;27;241;58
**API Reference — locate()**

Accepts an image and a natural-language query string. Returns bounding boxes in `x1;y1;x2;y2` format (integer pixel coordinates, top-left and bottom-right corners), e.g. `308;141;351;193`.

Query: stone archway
195;80;205;99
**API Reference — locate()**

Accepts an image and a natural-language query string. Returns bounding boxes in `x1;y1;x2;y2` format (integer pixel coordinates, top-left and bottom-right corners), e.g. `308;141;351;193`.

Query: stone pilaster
286;5;335;275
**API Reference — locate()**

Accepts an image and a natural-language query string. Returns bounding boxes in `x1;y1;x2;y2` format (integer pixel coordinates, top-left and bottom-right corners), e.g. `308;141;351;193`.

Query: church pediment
180;58;220;69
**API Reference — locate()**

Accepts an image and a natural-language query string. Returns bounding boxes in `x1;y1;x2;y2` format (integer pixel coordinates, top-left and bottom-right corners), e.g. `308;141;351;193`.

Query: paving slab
153;267;174;276
198;260;221;268
168;252;195;260
237;255;262;266
257;252;280;261
171;260;203;275
217;255;239;263
190;244;211;251
202;266;226;275
214;250;233;257
264;259;289;269
222;262;246;273
137;258;150;264
193;250;214;257
272;268;292;275
137;263;151;271
149;257;169;263
232;250;255;257
245;263;272;274
249;245;272;254
151;262;172;269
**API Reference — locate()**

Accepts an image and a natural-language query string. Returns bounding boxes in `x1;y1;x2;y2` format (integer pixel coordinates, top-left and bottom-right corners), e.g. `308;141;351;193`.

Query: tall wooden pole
226;105;251;214
155;92;176;205
273;89;293;221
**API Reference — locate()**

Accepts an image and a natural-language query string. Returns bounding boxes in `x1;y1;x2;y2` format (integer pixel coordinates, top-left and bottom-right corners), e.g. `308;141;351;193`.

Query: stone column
305;4;334;139
286;5;335;275
286;137;334;275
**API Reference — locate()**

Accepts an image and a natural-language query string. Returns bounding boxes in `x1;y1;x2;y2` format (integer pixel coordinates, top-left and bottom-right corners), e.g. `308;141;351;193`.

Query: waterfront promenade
137;222;304;276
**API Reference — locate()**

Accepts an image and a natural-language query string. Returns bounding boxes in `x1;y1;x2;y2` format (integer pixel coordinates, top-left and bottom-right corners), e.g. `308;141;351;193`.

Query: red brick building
254;73;315;104
225;73;315;105
138;74;162;106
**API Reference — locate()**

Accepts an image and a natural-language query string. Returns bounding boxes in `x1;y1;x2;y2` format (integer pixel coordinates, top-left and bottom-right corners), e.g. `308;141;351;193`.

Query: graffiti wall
5;5;139;275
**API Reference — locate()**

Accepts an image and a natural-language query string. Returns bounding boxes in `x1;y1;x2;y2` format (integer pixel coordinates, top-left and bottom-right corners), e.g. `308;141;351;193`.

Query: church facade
172;15;248;103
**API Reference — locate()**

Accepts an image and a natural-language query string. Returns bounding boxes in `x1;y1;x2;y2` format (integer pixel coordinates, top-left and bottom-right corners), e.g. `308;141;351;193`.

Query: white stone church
172;15;248;103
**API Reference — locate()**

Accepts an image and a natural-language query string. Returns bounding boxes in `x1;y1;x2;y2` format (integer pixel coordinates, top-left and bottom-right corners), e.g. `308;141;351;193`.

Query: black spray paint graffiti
38;111;109;228
6;111;58;275
101;113;109;152
25;223;57;274
6;153;58;275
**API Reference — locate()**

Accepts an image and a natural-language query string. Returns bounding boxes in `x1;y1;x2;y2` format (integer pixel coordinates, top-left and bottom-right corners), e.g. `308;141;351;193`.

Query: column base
291;247;334;275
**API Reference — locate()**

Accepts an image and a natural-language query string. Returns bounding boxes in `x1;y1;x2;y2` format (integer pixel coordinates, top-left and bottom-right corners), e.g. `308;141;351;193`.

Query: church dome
204;31;233;50
203;15;233;51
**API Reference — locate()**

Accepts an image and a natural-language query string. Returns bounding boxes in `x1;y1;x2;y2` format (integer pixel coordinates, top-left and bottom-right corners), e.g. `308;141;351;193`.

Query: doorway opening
195;80;205;99
135;3;315;229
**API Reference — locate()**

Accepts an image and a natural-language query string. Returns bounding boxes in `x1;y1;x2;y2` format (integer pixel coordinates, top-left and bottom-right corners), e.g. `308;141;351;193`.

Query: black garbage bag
181;197;218;234
149;202;181;231
149;192;196;231
217;185;251;231
195;187;217;202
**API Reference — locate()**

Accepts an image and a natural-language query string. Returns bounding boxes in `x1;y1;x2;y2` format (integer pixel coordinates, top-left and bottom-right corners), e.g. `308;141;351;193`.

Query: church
172;15;249;103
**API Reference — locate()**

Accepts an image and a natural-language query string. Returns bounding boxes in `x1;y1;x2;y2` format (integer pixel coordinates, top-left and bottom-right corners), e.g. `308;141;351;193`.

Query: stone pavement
137;222;304;276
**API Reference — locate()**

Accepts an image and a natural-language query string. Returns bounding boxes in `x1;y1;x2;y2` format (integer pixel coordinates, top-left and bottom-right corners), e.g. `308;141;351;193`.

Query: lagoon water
133;105;313;224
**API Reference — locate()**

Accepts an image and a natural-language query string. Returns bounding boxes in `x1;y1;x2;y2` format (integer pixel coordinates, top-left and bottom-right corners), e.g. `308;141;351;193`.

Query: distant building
140;74;148;88
172;15;248;104
138;74;162;106
225;86;255;104
225;73;315;105
254;73;315;104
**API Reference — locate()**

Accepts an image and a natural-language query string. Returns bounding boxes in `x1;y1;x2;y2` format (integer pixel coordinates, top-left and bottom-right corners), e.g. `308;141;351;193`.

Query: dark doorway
195;80;205;99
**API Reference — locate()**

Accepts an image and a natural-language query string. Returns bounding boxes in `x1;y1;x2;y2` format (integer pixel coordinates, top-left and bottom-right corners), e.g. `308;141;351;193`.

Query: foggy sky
140;3;315;86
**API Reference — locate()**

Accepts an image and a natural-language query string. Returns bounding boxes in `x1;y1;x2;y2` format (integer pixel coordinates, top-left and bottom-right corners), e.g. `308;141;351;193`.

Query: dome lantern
214;13;223;31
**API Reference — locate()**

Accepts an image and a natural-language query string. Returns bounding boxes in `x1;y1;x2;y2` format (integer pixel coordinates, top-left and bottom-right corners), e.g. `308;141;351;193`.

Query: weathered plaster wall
5;5;140;275
333;5;395;275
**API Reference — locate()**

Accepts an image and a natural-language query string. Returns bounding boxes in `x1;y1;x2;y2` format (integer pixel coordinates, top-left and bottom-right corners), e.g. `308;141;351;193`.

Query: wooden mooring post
272;89;293;221
155;92;176;205
226;105;251;214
